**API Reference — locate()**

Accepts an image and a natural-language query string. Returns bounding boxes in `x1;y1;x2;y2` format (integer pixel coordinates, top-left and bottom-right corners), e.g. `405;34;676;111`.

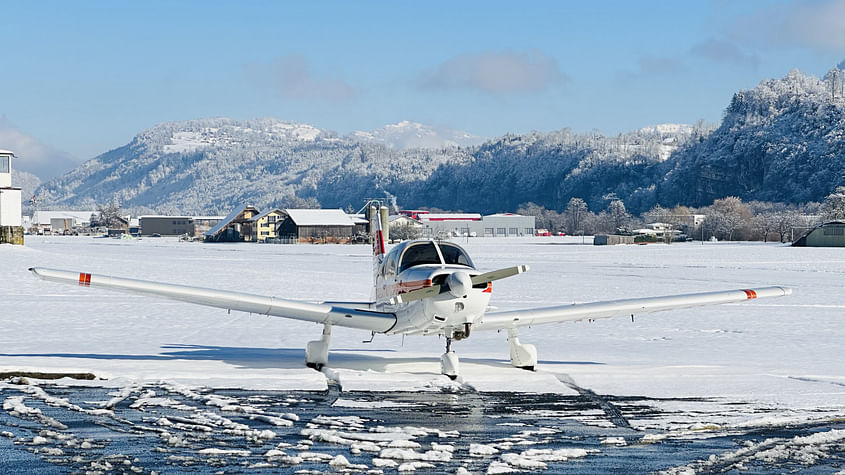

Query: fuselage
372;240;492;337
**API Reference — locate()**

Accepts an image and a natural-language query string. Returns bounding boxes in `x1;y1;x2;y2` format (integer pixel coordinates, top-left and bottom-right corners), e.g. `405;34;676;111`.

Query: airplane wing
473;286;791;331
29;267;396;333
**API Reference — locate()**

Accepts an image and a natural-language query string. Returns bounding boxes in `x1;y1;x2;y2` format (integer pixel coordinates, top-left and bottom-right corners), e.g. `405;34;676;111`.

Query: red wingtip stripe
78;273;91;286
743;289;757;299
483;282;492;293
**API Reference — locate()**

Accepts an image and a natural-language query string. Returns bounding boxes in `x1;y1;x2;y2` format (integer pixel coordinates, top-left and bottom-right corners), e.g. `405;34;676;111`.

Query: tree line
517;186;845;243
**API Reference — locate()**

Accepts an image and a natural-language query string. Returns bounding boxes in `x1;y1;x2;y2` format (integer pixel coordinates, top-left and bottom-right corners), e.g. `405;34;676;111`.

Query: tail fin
370;205;386;260
370;205;387;286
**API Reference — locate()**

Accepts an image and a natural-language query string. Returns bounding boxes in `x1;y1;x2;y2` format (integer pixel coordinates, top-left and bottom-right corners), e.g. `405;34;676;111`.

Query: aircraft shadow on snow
0;344;604;373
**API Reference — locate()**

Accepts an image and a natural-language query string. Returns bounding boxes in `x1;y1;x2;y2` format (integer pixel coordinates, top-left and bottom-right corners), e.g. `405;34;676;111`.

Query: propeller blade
470;265;529;286
390;266;528;304
389;285;443;304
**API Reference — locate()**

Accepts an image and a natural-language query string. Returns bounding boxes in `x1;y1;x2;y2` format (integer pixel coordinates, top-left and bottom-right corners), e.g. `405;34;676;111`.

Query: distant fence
264;235;298;244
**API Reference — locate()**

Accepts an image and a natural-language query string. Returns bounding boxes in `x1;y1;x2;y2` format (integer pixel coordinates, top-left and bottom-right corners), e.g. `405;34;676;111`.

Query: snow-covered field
2;236;845;471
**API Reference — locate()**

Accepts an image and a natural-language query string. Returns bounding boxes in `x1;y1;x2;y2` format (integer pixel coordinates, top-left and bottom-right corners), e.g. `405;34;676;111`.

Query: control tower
0;149;24;245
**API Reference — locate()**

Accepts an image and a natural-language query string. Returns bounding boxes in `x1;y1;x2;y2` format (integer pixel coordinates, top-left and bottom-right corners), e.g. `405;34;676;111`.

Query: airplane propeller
390;265;529;304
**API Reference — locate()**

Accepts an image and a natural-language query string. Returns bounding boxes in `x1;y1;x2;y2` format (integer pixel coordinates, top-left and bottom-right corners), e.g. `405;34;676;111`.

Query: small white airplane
30;208;791;378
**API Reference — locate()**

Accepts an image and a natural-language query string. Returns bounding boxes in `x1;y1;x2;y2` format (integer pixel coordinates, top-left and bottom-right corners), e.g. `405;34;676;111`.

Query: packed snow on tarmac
1;235;844;473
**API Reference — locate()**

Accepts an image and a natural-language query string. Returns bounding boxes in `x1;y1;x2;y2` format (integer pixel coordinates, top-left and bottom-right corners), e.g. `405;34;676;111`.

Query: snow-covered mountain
34;65;845;215
348;121;485;149
658;68;845;206
638;123;699;161
35;117;472;215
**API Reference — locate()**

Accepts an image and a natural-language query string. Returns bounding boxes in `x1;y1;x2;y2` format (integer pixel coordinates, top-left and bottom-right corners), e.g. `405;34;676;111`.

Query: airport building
419;213;535;238
792;221;845;247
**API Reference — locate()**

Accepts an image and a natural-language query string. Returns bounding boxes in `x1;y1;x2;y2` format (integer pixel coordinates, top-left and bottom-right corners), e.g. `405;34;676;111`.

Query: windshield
439;242;474;267
398;242;442;273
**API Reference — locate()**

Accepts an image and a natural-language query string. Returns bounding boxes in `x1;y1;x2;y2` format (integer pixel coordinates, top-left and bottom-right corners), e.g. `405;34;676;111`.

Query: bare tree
751;213;776;243
606;199;631;233
96;200;123;229
773;210;802;243
564;197;589;235
390;223;423;241
704;197;751;241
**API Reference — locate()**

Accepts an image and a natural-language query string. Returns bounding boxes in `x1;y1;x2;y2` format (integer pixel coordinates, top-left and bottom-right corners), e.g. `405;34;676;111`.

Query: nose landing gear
440;337;460;380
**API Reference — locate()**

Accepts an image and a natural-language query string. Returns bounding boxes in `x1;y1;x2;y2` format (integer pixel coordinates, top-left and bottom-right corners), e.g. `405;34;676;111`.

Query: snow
2;236;845;431
661;429;845;473
348;120;484;149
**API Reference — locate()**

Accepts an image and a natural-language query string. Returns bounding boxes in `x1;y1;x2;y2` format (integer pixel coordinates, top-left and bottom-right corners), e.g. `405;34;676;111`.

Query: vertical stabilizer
370;205;387;288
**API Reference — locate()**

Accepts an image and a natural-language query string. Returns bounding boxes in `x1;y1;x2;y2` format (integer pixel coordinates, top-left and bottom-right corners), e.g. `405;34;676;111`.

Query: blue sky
1;0;843;176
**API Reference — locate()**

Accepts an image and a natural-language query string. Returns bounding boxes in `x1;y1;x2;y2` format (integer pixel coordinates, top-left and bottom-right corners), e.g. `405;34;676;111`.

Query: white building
0;149;23;244
0;149;22;227
27;210;98;234
419;212;535;238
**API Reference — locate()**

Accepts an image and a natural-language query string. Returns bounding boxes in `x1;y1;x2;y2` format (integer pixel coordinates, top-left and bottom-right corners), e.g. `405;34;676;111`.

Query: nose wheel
440;337;460;380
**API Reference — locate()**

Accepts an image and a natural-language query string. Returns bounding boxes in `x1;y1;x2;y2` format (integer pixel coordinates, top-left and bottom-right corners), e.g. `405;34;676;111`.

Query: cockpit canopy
382;240;475;277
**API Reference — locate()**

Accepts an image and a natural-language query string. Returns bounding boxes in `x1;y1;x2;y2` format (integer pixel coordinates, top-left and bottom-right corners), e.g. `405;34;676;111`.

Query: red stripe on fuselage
391;279;432;295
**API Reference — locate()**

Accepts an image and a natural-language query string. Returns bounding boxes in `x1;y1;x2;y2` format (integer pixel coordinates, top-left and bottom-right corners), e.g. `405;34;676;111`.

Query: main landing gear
508;328;538;371
439;327;538;379
306;324;332;370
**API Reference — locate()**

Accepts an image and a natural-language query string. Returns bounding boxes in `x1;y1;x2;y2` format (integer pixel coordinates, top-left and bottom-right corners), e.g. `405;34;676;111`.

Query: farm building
276;209;355;243
204;205;259;242
792;221;845;247
594;234;635;245
249;208;285;242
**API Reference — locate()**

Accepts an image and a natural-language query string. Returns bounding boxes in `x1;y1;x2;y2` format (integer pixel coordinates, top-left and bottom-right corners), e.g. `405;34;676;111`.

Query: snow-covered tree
821;186;845;221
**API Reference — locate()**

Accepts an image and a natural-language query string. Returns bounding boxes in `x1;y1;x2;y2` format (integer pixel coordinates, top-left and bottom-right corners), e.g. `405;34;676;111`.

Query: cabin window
385;253;398;276
439;243;474;268
399;242;442;273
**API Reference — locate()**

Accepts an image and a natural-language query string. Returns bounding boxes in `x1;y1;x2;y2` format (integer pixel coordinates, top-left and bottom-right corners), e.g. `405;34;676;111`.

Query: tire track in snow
548;372;632;429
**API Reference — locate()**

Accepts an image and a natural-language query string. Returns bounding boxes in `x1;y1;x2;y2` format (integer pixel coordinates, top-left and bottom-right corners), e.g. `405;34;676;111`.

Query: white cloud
0;117;78;180
418;50;567;94
729;0;845;52
616;55;686;82
689;38;760;68
245;55;361;103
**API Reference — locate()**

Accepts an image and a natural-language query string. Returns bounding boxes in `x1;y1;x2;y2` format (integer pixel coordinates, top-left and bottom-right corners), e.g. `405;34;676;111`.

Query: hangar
792;221;845;247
